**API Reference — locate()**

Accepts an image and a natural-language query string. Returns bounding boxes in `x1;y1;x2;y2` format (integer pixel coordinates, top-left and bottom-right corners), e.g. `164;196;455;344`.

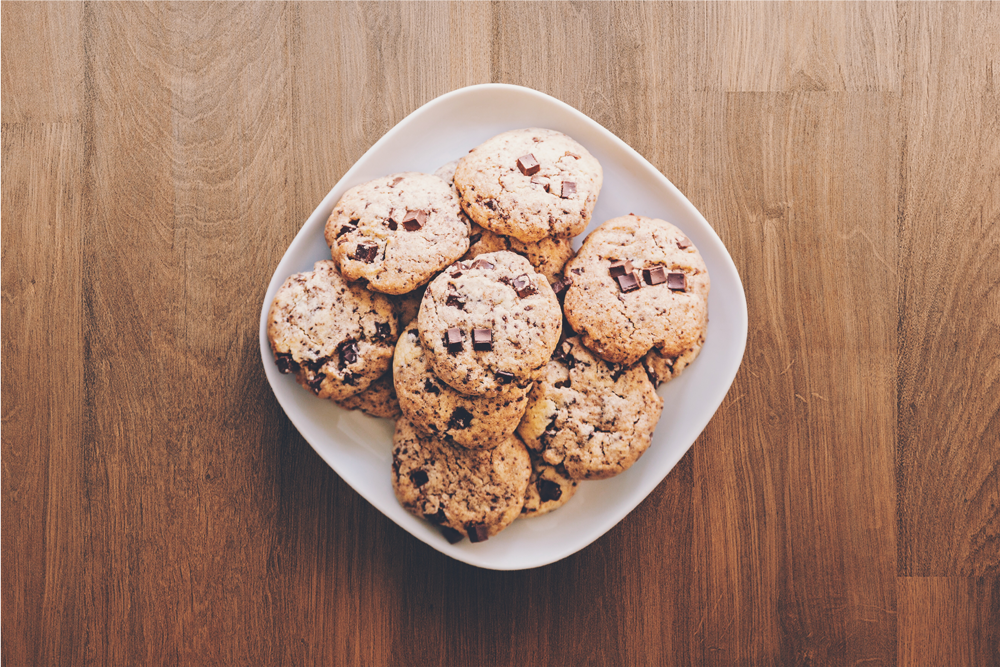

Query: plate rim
258;83;748;570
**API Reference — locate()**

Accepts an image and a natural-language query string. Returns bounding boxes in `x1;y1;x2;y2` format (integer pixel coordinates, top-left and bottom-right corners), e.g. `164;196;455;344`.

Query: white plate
259;84;747;570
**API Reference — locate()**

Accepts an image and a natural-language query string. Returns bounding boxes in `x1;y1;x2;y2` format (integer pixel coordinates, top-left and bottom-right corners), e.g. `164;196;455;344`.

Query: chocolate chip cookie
267;260;398;401
336;371;401;419
392;418;531;543
393;326;531;449
325;172;470;294
453;128;603;243
517;337;663;480
562;214;710;366
521;452;578;517
644;330;706;386
417;251;562;396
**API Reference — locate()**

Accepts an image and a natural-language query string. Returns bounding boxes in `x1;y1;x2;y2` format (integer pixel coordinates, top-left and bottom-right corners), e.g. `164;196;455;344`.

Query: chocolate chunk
354;242;378;263
274;352;297;374
571;267;583;275
469;233;482;246
616;272;640;293
386;218;397;231
449;407;473;430
643;266;667;286
496;370;515;384
336;225;354;238
446;294;466;310
423;378;441;395
466;523;489;543
470;258;494;270
542;419;559;440
667;272;687;291
338;339;359;367
512;274;536;298
550;275;573;296
472;328;492;351
609;260;633;278
516;153;540;176
554;379;571;389
401;209;426;232
605;361;625;381
440;526;465;544
538;479;563;502
409;469;429;487
560;181;576;198
374;322;392;341
483;199;496;211
308;373;325;394
348;218;360;226
677;236;691;249
446;327;464;353
303;356;328;374
424;508;447;524
342;370;358;386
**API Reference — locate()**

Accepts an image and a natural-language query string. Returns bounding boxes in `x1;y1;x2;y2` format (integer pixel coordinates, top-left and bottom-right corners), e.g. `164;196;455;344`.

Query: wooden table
3;3;998;665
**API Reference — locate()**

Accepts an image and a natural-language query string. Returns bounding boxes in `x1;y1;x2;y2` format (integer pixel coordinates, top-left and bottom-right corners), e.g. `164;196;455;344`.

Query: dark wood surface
3;3;998;665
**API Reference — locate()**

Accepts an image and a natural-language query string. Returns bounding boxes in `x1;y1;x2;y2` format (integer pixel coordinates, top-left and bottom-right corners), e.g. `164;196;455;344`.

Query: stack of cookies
266;128;710;545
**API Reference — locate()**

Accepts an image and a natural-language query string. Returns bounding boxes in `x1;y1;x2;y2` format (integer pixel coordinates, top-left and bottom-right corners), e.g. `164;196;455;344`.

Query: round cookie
392;418;531;543
336;371;401;419
453;128;603;243
324;172;470;294
517;337;663;480
417;251;562;396
644;330;705;386
562;214;710;366
393;325;531;449
463;223;575;284
521;452;578;518
267;260;398;401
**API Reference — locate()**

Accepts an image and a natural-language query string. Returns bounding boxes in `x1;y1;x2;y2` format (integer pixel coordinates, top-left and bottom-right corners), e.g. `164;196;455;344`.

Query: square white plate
259;84;747;570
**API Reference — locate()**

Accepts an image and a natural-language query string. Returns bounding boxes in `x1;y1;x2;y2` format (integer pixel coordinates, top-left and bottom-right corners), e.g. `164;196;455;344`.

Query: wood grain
3;2;998;665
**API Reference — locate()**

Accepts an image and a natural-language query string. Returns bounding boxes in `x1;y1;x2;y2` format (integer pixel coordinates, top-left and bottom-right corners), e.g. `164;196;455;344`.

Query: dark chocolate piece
550;275;573;296
342;370;358;386
643;266;667;286
308;373;325;394
440;526;465;544
336;225;354;238
449;407;473;430
571;267;583;275
605;361;625;381
466;523;489;543
386;218;397;231
446;294;466;310
496;370;515;384
401;209;426;232
424;508;447;524
424;378;441;395
338;339;359;367
472;328;492;351
374;322;392;341
616;272;640;293
512;274;536;298
470;258;494;270
275;352;297;374
516;153;540;176
537;479;563;502
446;327;464;353
560;181;576;198
677;236;691;249
609;260;634;278
354;242;378;263
667;272;687;291
409;469;429;487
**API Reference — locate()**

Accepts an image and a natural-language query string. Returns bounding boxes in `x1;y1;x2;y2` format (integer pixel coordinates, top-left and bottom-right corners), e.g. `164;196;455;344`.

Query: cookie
463;223;575;284
433;160;474;228
562;214;710;366
392;418;531;543
644;330;705;386
336;371;401;419
267;260;398;401
453;128;603;243
393;325;531;449
417;251;562;396
324;172;470;294
517;337;663;480
521;452;578;518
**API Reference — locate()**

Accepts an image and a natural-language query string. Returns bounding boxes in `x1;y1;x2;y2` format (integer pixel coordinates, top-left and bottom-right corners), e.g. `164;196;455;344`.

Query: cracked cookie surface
418;251;562;396
392;418;531;543
563;214;710;366
336;371;401;419
324;172;470;294
393;325;531;449
453;128;602;243
267;260;398;401
517;337;663;480
521;451;579;517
